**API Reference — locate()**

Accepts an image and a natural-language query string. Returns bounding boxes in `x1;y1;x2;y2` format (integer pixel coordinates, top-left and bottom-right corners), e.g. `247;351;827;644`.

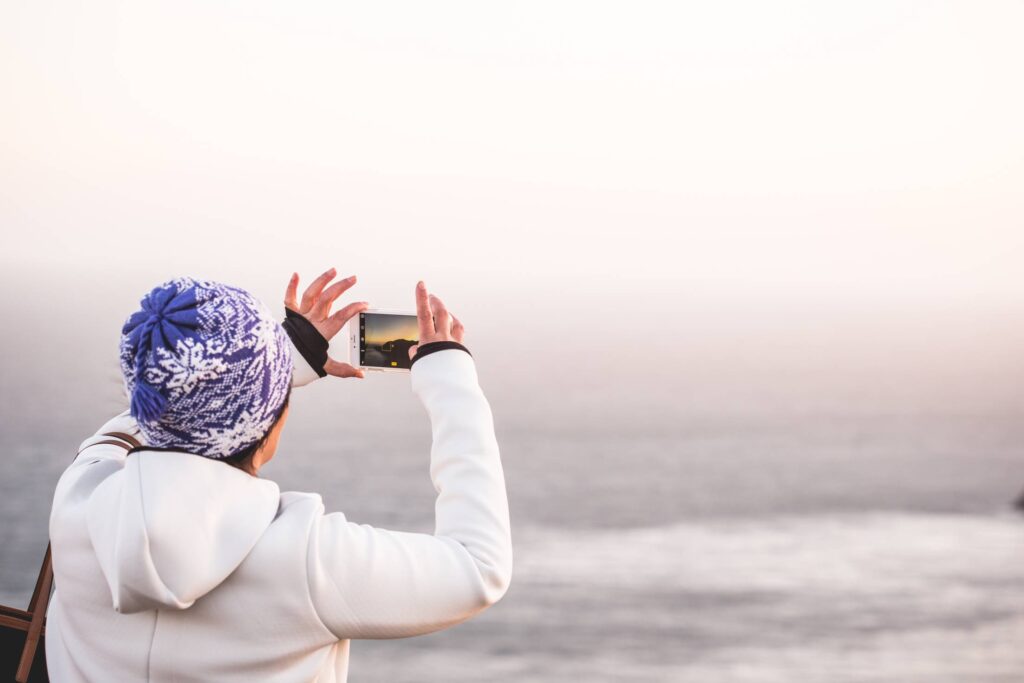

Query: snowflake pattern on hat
119;277;293;459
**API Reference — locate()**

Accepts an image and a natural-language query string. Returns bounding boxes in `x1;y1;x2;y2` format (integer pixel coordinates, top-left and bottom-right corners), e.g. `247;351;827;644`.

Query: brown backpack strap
16;430;139;682
76;431;141;455
15;545;52;683
103;431;142;449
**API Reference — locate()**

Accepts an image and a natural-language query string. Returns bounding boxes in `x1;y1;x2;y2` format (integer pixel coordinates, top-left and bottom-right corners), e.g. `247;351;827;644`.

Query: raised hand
285;268;369;378
407;280;466;361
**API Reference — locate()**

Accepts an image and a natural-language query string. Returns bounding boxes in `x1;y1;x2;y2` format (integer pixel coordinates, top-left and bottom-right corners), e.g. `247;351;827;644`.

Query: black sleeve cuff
281;308;329;378
409;340;472;368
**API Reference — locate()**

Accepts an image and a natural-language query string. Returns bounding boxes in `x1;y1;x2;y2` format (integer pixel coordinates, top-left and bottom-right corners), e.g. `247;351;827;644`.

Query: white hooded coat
45;346;512;682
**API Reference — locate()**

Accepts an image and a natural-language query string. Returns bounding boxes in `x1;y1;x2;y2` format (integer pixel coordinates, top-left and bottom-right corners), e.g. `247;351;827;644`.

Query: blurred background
2;1;1023;681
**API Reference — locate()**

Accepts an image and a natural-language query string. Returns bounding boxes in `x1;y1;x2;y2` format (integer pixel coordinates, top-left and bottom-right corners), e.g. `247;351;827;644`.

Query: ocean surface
3;406;1023;682
2;282;1023;681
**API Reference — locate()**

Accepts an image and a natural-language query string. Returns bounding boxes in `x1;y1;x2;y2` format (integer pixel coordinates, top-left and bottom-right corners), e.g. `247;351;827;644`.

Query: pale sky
0;0;1022;307
0;0;1022;435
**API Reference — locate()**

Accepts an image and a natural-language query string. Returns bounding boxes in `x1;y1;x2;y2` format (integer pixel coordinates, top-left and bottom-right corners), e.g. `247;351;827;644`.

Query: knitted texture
119;277;292;459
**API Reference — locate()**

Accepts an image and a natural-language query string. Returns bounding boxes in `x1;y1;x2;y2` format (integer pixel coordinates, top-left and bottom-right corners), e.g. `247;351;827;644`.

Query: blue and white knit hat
119;277;293;459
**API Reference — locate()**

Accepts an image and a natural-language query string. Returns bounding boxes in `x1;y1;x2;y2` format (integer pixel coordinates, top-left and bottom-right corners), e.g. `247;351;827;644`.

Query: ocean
2;281;1023;681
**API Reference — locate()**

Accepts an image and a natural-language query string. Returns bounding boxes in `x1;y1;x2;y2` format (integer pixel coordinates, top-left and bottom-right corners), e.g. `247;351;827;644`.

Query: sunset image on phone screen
360;313;419;369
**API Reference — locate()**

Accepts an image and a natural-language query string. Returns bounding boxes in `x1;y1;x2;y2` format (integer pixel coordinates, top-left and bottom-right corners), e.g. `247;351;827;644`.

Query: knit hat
119;277;293;459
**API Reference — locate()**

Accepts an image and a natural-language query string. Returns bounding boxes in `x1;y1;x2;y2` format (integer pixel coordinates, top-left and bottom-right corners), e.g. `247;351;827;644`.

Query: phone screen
360;312;419;369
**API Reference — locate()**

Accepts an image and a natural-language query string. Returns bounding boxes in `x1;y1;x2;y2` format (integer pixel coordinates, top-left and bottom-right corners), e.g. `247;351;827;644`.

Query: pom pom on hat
122;283;201;423
130;379;167;423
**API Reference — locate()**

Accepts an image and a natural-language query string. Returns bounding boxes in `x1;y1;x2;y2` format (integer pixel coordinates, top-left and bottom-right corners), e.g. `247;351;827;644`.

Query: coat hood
86;449;280;614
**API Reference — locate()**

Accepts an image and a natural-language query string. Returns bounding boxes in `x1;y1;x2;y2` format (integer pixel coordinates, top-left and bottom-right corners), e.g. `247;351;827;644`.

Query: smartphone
349;309;419;372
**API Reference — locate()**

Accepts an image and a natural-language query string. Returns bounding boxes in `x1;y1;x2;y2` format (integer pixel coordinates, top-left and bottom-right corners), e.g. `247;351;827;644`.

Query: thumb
407;344;419;361
324;358;365;379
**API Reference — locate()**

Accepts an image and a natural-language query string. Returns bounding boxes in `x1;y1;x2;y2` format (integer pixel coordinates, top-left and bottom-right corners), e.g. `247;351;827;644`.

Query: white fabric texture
45;347;512;682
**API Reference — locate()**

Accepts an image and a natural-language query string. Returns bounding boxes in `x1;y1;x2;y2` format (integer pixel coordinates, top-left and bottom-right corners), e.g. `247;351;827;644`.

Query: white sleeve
306;348;513;639
289;337;322;388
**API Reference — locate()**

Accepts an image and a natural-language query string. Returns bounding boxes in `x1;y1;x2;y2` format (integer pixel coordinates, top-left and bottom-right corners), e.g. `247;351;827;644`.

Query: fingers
407;343;419;361
429;293;450;336
311;275;357;320
284;272;299;311
324;358;365;379
322;300;369;339
415;280;434;339
451;313;465;343
414;281;466;347
299;267;336;314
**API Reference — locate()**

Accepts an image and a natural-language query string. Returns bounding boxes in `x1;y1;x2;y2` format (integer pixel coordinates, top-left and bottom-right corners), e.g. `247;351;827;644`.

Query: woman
45;269;512;682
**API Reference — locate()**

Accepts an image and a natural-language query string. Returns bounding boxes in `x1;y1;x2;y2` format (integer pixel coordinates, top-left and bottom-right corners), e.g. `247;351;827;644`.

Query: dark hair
221;390;291;474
